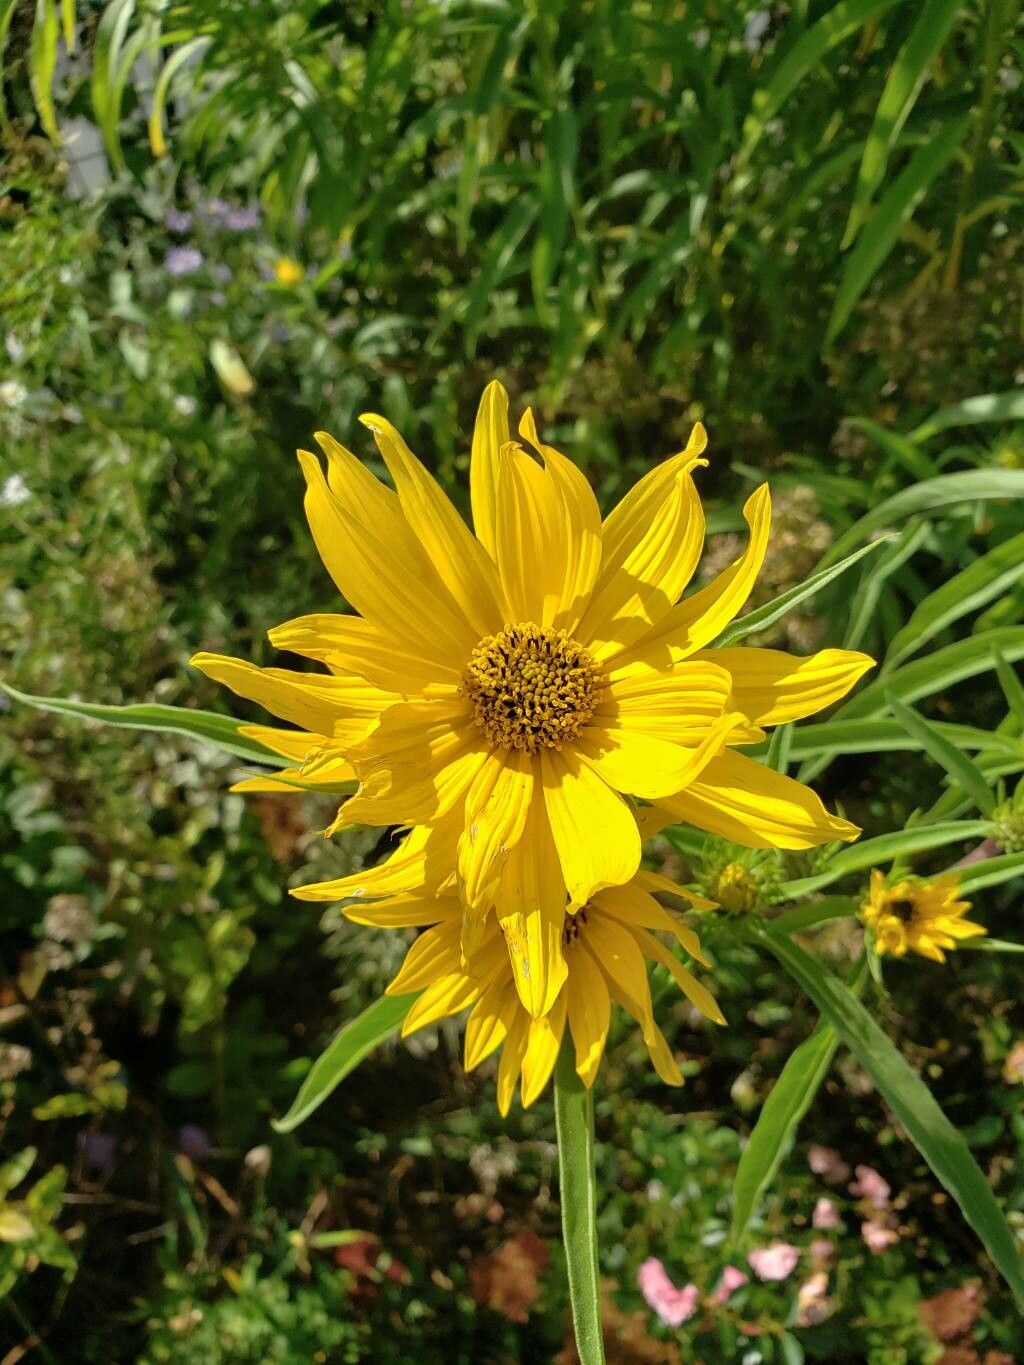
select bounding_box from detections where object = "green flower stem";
[554,1040,605,1365]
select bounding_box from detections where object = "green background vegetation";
[2,1,1024,1361]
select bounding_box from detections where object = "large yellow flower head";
[860,870,986,962]
[192,381,872,1019]
[339,852,722,1113]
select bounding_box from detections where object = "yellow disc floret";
[462,623,604,753]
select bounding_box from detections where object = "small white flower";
[173,394,198,417]
[1000,66,1021,91]
[0,379,27,408]
[0,474,31,507]
[744,9,771,51]
[5,334,24,362]
[691,26,710,48]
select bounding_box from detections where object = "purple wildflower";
[165,208,193,234]
[164,246,204,278]
[224,205,261,231]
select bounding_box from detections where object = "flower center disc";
[462,623,604,753]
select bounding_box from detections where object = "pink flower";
[849,1164,891,1210]
[637,1258,699,1327]
[747,1242,800,1282]
[812,1197,840,1230]
[861,1219,900,1254]
[808,1145,850,1185]
[711,1264,749,1303]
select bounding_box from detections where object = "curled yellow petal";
[705,646,875,726]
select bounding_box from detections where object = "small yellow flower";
[708,861,761,913]
[339,857,722,1113]
[193,381,873,1022]
[274,257,304,285]
[860,870,986,962]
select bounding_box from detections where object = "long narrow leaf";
[555,1042,605,1365]
[715,538,887,647]
[825,115,970,347]
[783,717,1022,762]
[885,531,1024,668]
[30,0,60,142]
[779,821,991,898]
[754,924,1024,1307]
[842,0,962,247]
[843,520,930,650]
[0,681,283,764]
[911,390,1024,443]
[272,994,416,1134]
[886,694,996,816]
[957,852,1024,895]
[822,471,1024,568]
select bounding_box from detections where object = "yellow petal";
[541,749,641,910]
[190,652,391,739]
[580,914,654,1025]
[341,698,484,826]
[600,660,733,740]
[518,409,602,631]
[268,614,459,693]
[593,882,709,965]
[401,971,481,1036]
[566,944,611,1087]
[493,789,569,1019]
[520,993,568,1108]
[387,919,463,995]
[360,413,505,638]
[298,447,475,664]
[290,816,459,902]
[579,467,705,661]
[230,758,355,794]
[496,1010,531,1116]
[578,710,740,800]
[633,869,717,913]
[614,483,772,669]
[237,724,328,762]
[344,894,462,929]
[458,750,534,910]
[598,423,707,570]
[470,380,510,561]
[464,979,519,1071]
[641,1018,684,1086]
[632,925,725,1025]
[655,749,860,849]
[703,647,875,725]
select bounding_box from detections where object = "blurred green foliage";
[2,1,1024,1361]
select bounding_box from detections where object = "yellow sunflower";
[860,870,986,961]
[341,856,722,1113]
[192,381,872,1018]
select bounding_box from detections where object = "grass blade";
[754,923,1024,1308]
[910,389,1024,443]
[821,471,1024,569]
[841,0,962,247]
[778,821,992,898]
[715,538,887,646]
[885,531,1024,668]
[0,680,283,764]
[886,694,996,815]
[272,994,416,1134]
[555,1041,605,1365]
[825,115,970,347]
[29,0,60,142]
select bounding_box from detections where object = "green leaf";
[957,852,1024,895]
[962,937,1024,954]
[149,36,211,157]
[842,417,937,481]
[741,0,903,157]
[886,694,996,816]
[779,821,991,898]
[0,681,284,765]
[993,647,1024,725]
[753,924,1024,1308]
[822,472,1024,569]
[731,1014,842,1242]
[91,0,136,170]
[554,1041,605,1365]
[770,897,861,934]
[0,0,21,134]
[841,0,963,247]
[825,115,970,346]
[832,627,1024,720]
[910,389,1024,443]
[784,717,1021,763]
[886,531,1024,668]
[843,520,930,651]
[714,538,888,647]
[272,994,416,1134]
[0,1149,36,1199]
[29,0,60,142]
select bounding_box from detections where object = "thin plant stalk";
[554,1040,605,1365]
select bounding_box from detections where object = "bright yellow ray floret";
[342,857,722,1114]
[860,870,986,962]
[192,381,874,1020]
